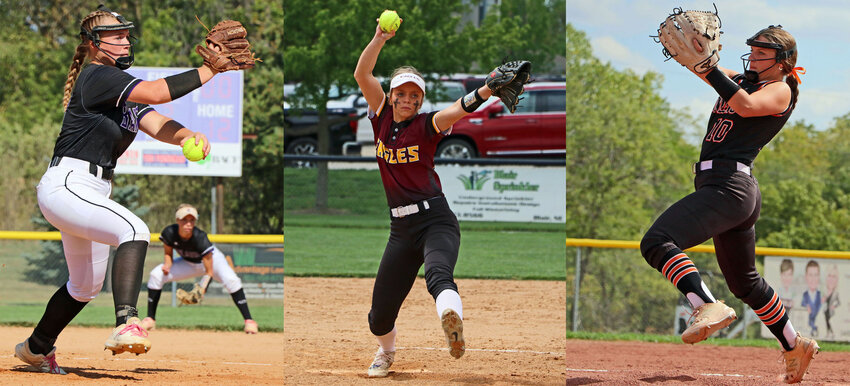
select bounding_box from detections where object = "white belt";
[391,200,431,218]
[50,156,114,180]
[693,160,750,176]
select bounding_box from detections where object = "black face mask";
[81,4,136,70]
[94,39,136,70]
[741,54,780,83]
[742,25,795,83]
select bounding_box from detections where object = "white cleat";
[104,317,151,355]
[367,348,395,377]
[14,340,67,374]
[441,309,465,359]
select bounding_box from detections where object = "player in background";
[141,204,258,334]
[641,25,817,383]
[14,5,218,374]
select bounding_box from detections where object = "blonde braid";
[62,10,120,110]
[62,42,90,109]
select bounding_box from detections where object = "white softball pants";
[146,247,243,293]
[37,162,150,302]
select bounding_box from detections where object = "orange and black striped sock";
[753,289,794,351]
[659,249,714,306]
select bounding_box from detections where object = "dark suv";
[436,82,566,158]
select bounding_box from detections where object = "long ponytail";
[754,26,799,111]
[62,10,119,110]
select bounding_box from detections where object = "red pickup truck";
[436,82,566,158]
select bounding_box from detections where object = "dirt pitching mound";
[284,276,566,385]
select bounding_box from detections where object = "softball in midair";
[379,10,401,33]
[183,138,205,162]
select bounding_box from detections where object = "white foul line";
[397,346,561,356]
[565,367,762,379]
[69,356,274,367]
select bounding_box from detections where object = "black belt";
[390,196,444,218]
[50,156,114,180]
[692,160,751,176]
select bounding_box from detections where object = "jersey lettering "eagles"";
[700,74,792,166]
[370,96,447,208]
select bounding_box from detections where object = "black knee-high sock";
[230,288,253,320]
[147,288,162,319]
[749,288,794,351]
[29,284,88,355]
[658,249,714,306]
[111,240,148,326]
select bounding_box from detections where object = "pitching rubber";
[441,309,465,359]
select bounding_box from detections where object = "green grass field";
[566,331,850,352]
[0,304,282,332]
[0,240,283,330]
[284,168,566,280]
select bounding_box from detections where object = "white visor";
[176,206,199,220]
[390,73,426,94]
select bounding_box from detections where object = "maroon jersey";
[370,97,447,208]
[700,74,793,166]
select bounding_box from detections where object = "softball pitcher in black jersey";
[354,19,502,377]
[141,204,258,334]
[13,5,230,374]
[640,26,817,383]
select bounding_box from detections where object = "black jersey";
[699,74,793,166]
[53,64,154,169]
[159,224,215,264]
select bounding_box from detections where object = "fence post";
[572,246,581,332]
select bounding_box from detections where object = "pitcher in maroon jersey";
[353,18,505,377]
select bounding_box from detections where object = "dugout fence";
[567,238,850,342]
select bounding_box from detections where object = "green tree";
[565,24,701,332]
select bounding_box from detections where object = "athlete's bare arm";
[201,252,214,277]
[127,65,216,105]
[433,85,494,133]
[162,245,174,276]
[355,24,397,112]
[139,110,211,156]
[697,67,791,118]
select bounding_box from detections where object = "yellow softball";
[379,10,401,33]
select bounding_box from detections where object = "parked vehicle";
[284,106,361,167]
[436,82,566,159]
[328,81,466,153]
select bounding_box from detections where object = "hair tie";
[789,67,806,84]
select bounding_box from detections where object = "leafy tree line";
[284,0,566,210]
[0,0,282,235]
[567,24,850,333]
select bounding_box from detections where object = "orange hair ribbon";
[789,67,806,84]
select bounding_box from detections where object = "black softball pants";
[368,197,461,336]
[640,170,774,307]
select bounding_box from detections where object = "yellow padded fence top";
[0,231,283,244]
[566,238,850,260]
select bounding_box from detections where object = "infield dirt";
[565,339,850,385]
[283,276,567,385]
[0,325,283,384]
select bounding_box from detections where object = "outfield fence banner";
[436,165,565,223]
[762,256,850,342]
[116,67,243,177]
[202,243,284,300]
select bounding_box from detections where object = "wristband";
[164,69,202,101]
[461,89,486,113]
[705,67,741,102]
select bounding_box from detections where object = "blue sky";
[567,0,850,136]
